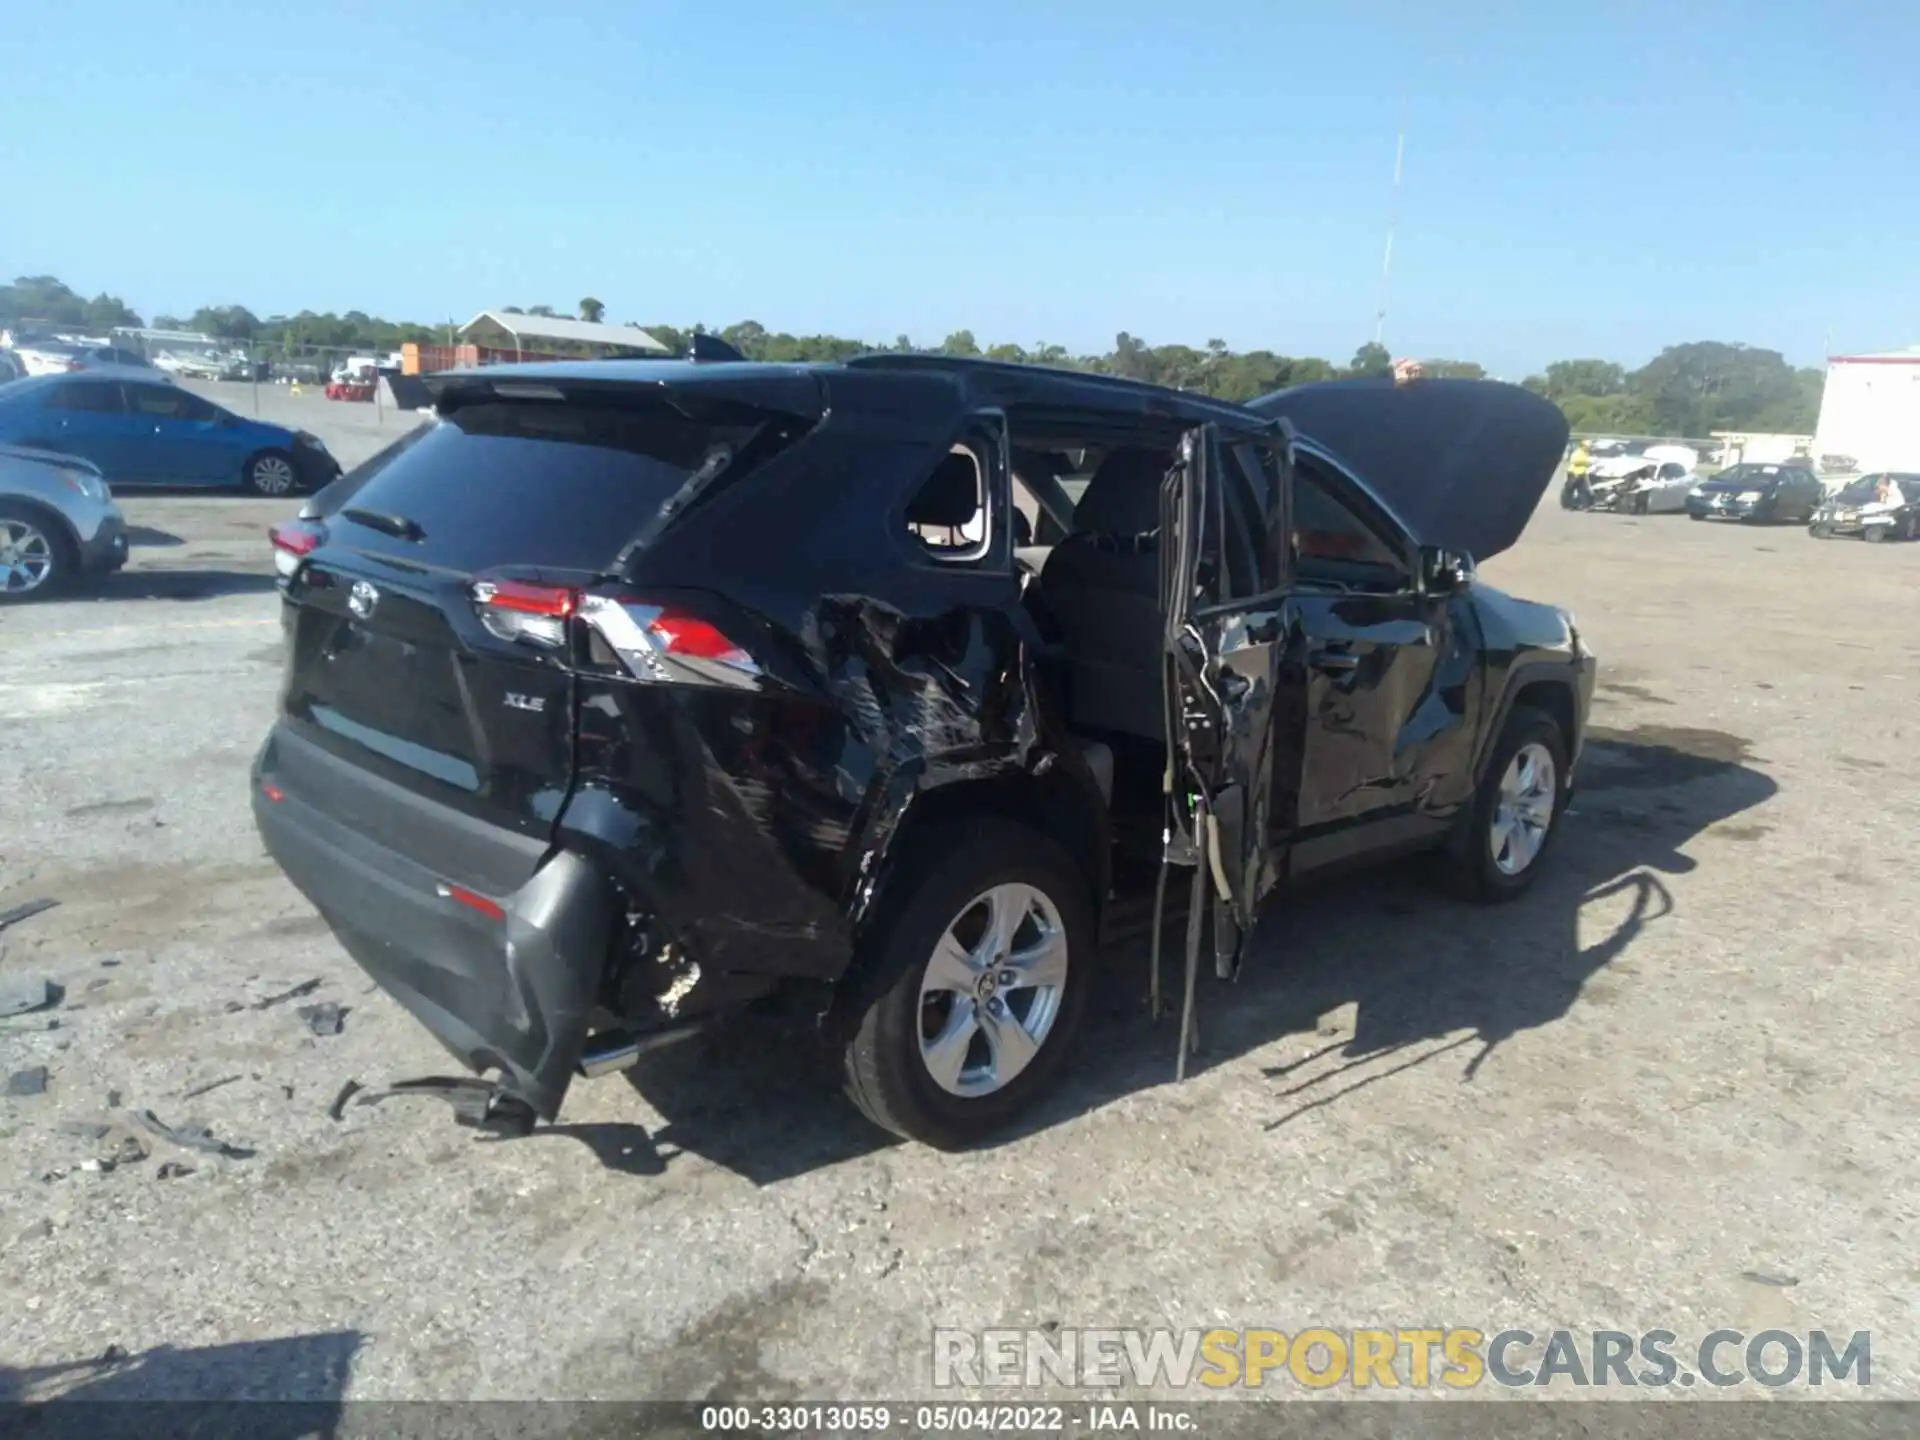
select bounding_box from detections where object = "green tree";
[1540,359,1627,399]
[940,329,980,357]
[1625,341,1810,436]
[0,275,142,331]
[1347,341,1393,378]
[188,305,261,340]
[1422,359,1487,380]
[578,297,606,324]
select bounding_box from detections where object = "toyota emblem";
[348,580,380,619]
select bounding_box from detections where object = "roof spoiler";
[689,333,748,364]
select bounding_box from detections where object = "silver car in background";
[0,442,129,601]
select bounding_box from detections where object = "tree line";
[3,274,1823,437]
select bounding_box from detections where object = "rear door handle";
[1309,645,1360,673]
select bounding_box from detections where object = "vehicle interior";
[898,420,1180,879]
[896,412,1427,886]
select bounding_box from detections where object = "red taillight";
[437,883,505,922]
[474,579,574,617]
[577,596,760,686]
[269,521,322,557]
[261,782,285,802]
[471,578,576,647]
[646,612,752,664]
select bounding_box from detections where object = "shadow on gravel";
[0,1329,361,1427]
[123,525,186,548]
[94,569,278,602]
[1035,723,1781,1138]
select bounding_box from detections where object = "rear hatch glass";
[327,397,770,573]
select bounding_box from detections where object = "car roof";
[422,354,1269,432]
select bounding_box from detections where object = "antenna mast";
[1374,113,1406,347]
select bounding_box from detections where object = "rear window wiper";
[342,507,426,542]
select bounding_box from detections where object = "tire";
[1442,703,1570,903]
[1689,512,1706,522]
[1630,491,1650,516]
[245,449,300,497]
[839,818,1096,1149]
[1865,524,1888,544]
[1809,523,1831,539]
[0,502,73,604]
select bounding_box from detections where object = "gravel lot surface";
[2,466,1916,1409]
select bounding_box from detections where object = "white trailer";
[1815,349,1920,472]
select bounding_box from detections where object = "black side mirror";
[1421,545,1475,594]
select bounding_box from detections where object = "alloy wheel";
[917,882,1069,1098]
[251,455,297,495]
[1490,742,1557,876]
[0,519,56,596]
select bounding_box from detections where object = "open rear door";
[1157,423,1289,1065]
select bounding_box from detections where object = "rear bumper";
[251,724,612,1119]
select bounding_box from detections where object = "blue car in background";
[0,370,341,495]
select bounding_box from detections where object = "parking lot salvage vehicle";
[250,359,1594,1147]
[1584,457,1697,515]
[1809,473,1920,542]
[0,442,127,601]
[0,372,340,494]
[1684,461,1825,524]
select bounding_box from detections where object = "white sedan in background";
[1590,456,1698,514]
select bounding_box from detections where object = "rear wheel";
[1809,523,1832,539]
[1865,523,1888,544]
[246,449,299,497]
[0,505,71,603]
[1442,704,1569,902]
[839,819,1095,1148]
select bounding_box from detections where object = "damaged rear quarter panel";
[554,373,1056,1005]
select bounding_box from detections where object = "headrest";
[906,451,982,528]
[1072,447,1173,535]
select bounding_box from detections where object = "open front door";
[1158,423,1291,1001]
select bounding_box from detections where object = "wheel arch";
[830,765,1109,1033]
[0,494,82,562]
[1474,662,1584,789]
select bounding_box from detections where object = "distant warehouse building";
[1814,347,1920,472]
[401,311,670,375]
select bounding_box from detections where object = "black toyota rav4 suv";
[254,355,1594,1148]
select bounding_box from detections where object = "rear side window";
[333,399,768,573]
[126,384,217,421]
[45,382,125,413]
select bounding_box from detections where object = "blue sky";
[3,0,1912,374]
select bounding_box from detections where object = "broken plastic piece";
[0,975,60,1019]
[0,898,57,934]
[327,1079,364,1122]
[181,1074,243,1100]
[134,1110,255,1160]
[355,1075,538,1135]
[252,978,323,1010]
[156,1161,196,1180]
[7,1066,49,1097]
[296,1001,348,1036]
